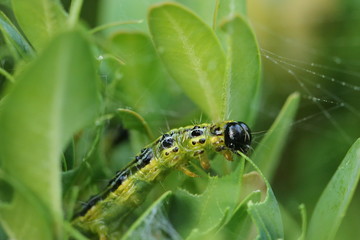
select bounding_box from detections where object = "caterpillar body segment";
[72,120,252,239]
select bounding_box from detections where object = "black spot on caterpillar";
[72,120,252,239]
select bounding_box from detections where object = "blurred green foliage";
[0,0,359,240]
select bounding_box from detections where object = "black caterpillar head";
[224,121,252,154]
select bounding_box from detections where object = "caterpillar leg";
[99,234,108,240]
[97,224,109,240]
[222,150,233,161]
[198,154,210,170]
[73,218,110,240]
[178,165,199,177]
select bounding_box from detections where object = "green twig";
[0,67,15,83]
[98,54,126,66]
[63,221,89,240]
[213,0,220,29]
[68,0,84,27]
[117,108,155,140]
[298,204,307,240]
[90,20,143,34]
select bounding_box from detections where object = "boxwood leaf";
[215,191,261,240]
[148,3,226,121]
[0,29,100,239]
[109,31,181,127]
[247,188,283,240]
[216,0,247,24]
[252,92,300,180]
[98,0,217,34]
[0,11,34,58]
[97,0,152,34]
[306,138,360,240]
[11,0,67,51]
[185,208,230,240]
[194,177,263,240]
[220,15,262,125]
[169,160,245,237]
[240,153,284,240]
[0,170,54,240]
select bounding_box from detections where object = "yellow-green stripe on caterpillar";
[72,120,252,239]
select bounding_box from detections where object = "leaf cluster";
[0,1,359,240]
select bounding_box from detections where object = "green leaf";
[11,0,67,51]
[220,15,262,124]
[176,0,217,27]
[185,208,230,240]
[215,191,261,240]
[239,153,284,240]
[0,29,100,239]
[169,160,245,237]
[306,138,360,240]
[109,31,180,126]
[186,170,275,240]
[148,3,226,121]
[98,0,215,33]
[216,0,247,24]
[121,191,180,240]
[0,170,54,240]
[0,11,34,58]
[252,92,300,180]
[97,0,153,34]
[278,204,302,240]
[200,176,263,240]
[247,189,283,240]
[97,0,216,33]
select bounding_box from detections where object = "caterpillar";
[72,120,252,239]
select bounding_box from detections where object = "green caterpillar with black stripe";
[72,120,252,239]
